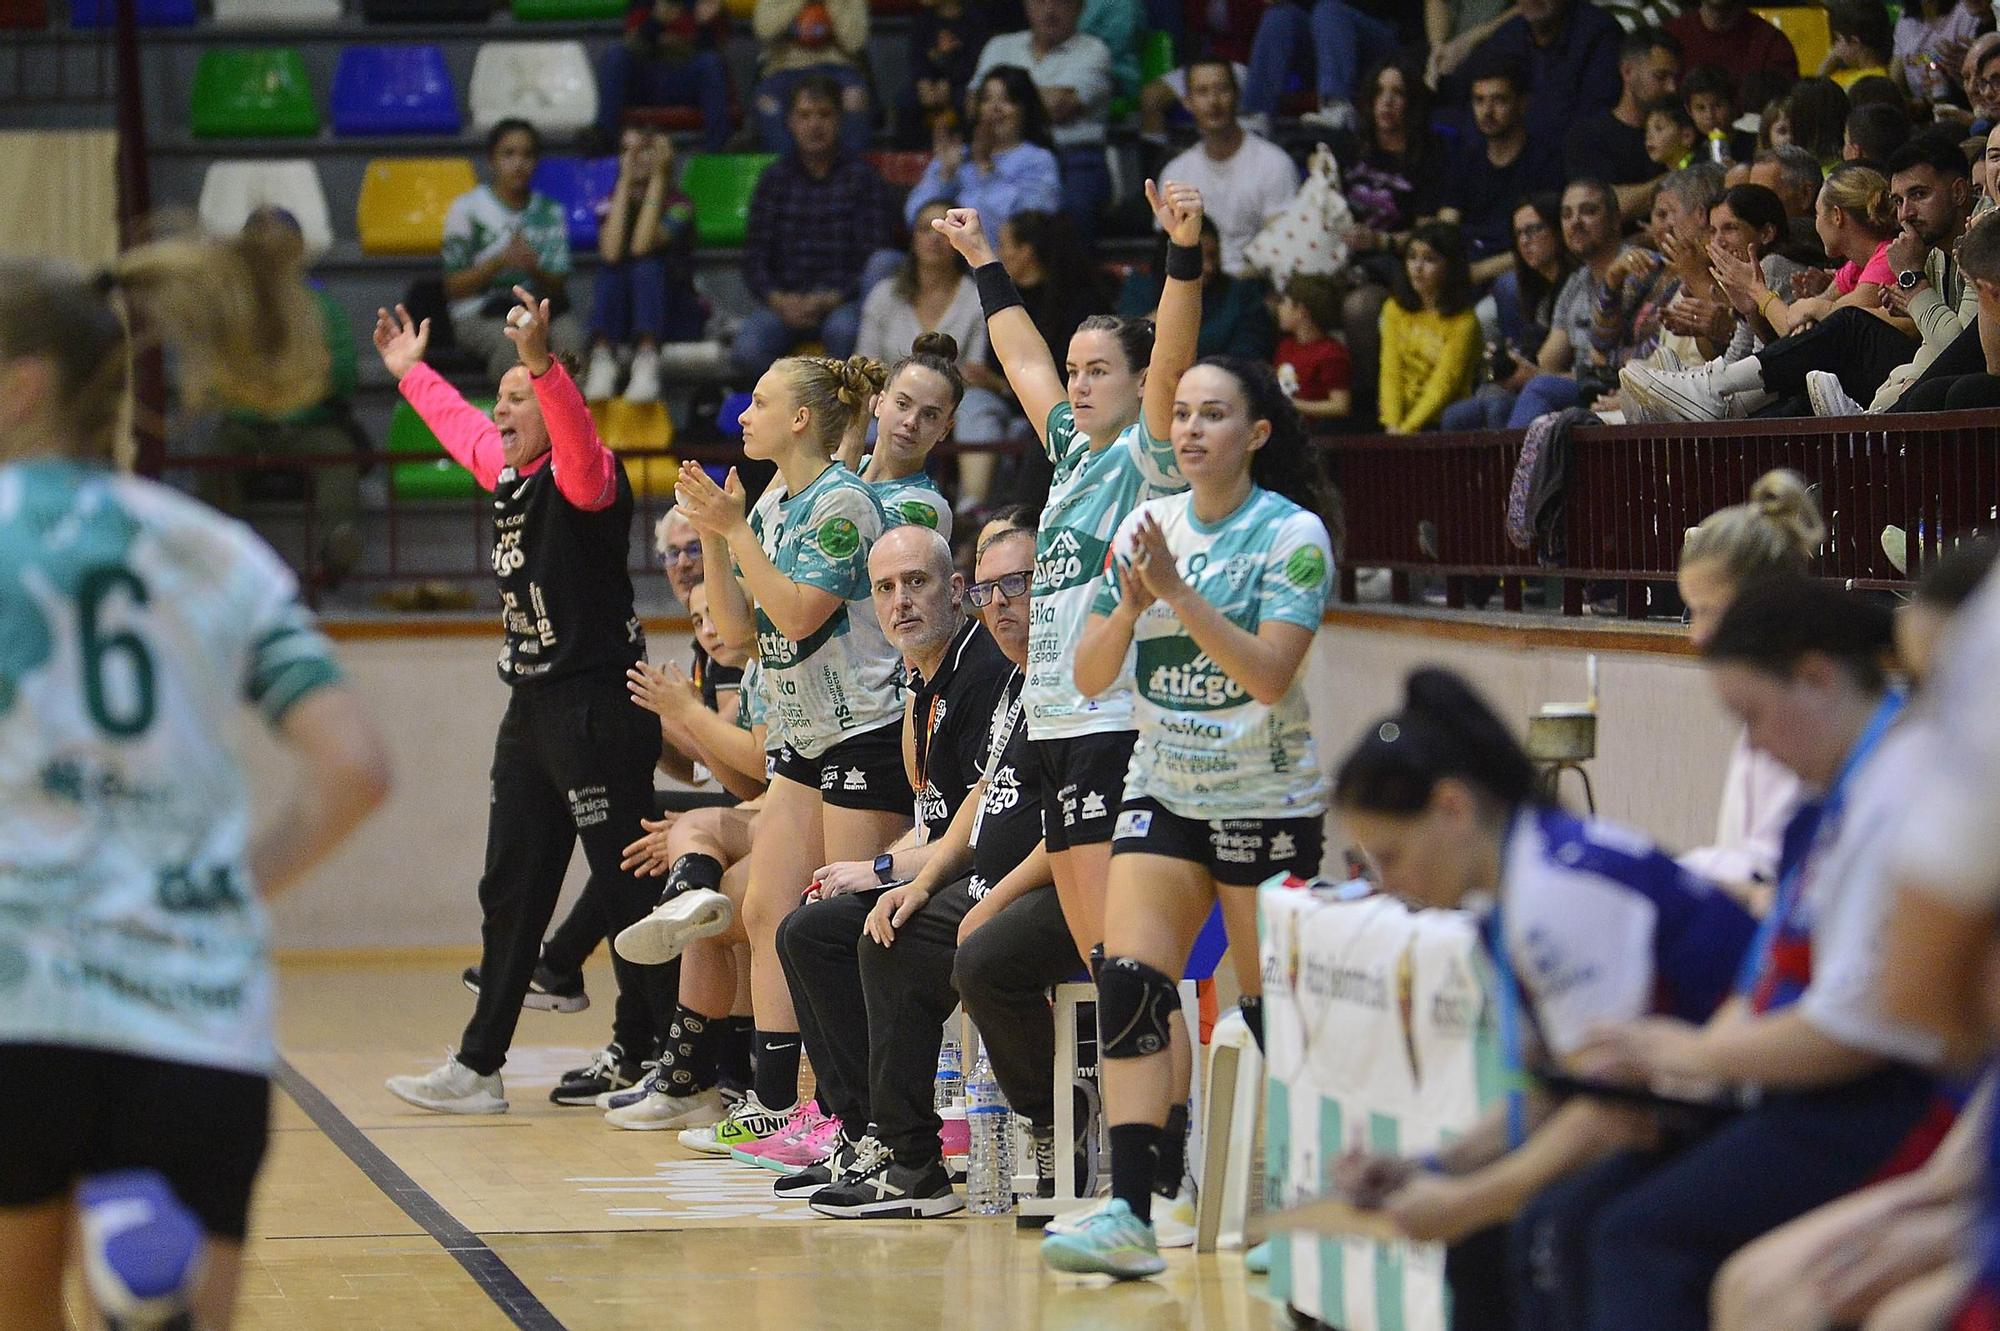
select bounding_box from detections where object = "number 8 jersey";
[0,461,343,1075]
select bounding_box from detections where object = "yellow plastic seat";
[590,399,677,497]
[356,157,477,255]
[1754,6,1831,77]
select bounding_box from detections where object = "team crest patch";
[900,500,938,529]
[1285,545,1327,590]
[816,517,861,558]
[1113,809,1152,840]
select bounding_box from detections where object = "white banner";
[1261,880,1503,1331]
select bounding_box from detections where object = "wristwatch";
[874,852,897,884]
[1897,269,1923,290]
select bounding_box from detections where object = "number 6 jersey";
[0,461,342,1075]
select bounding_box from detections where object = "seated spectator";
[1664,0,1799,99]
[1684,63,1756,165]
[1157,58,1301,278]
[1786,76,1854,170]
[971,0,1117,238]
[442,118,584,381]
[1377,220,1481,434]
[1273,273,1352,422]
[1825,0,1897,91]
[1847,72,1912,116]
[1895,208,2000,411]
[956,208,1108,502]
[1846,99,1915,163]
[1699,182,1809,366]
[1565,27,1683,219]
[202,207,363,588]
[1749,144,1831,262]
[1440,55,1566,274]
[1116,215,1277,360]
[1645,97,1701,175]
[1240,0,1400,131]
[598,0,734,154]
[1895,0,1987,107]
[1494,192,1574,361]
[1459,0,1623,143]
[1965,32,2000,133]
[898,0,1004,148]
[1426,0,1532,91]
[731,76,901,381]
[582,129,703,404]
[1082,0,1146,102]
[905,64,1063,245]
[1624,164,1729,374]
[752,0,872,155]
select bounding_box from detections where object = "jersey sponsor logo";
[1032,528,1109,595]
[568,785,610,829]
[983,764,1022,813]
[967,873,989,900]
[1137,637,1248,712]
[1212,826,1263,864]
[899,500,939,529]
[815,516,861,559]
[1284,544,1328,590]
[1113,808,1152,840]
[156,863,247,914]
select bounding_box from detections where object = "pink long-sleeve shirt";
[398,359,617,511]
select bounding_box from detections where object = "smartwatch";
[1897,269,1922,290]
[874,852,897,884]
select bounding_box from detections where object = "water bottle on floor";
[965,1051,1014,1215]
[934,1036,963,1111]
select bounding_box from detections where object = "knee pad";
[1096,957,1178,1059]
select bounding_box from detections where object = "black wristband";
[974,261,1025,319]
[1164,241,1203,283]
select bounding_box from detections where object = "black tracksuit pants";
[457,669,674,1076]
[1754,305,1919,406]
[778,878,1083,1164]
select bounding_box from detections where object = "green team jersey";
[0,461,342,1075]
[744,463,901,759]
[1028,401,1184,740]
[860,456,954,544]
[736,659,766,733]
[1093,487,1332,820]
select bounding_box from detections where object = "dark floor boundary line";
[274,1058,568,1331]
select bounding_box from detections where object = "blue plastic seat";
[332,44,462,137]
[70,0,193,23]
[530,155,619,250]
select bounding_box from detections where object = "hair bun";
[833,354,887,409]
[910,331,958,362]
[1749,468,1827,550]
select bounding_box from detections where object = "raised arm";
[377,304,505,490]
[932,207,1068,444]
[506,287,618,511]
[1143,179,1208,442]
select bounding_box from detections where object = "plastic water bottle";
[934,1036,963,1111]
[965,1052,1014,1215]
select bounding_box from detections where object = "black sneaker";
[550,1043,641,1105]
[774,1133,881,1200]
[1032,1128,1057,1199]
[809,1154,963,1220]
[461,962,589,1014]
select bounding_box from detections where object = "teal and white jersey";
[1028,401,1185,740]
[0,461,342,1075]
[860,456,953,544]
[1093,487,1332,820]
[745,463,902,759]
[736,659,767,734]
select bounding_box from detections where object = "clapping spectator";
[1241,0,1401,132]
[441,118,584,380]
[905,65,1063,244]
[1156,59,1301,277]
[731,76,901,380]
[582,128,703,404]
[1273,273,1352,422]
[1115,213,1277,359]
[970,0,1117,237]
[1963,33,2000,132]
[597,0,734,153]
[752,0,873,155]
[1378,221,1481,434]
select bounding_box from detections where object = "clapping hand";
[628,660,700,719]
[371,303,431,381]
[673,464,748,540]
[1125,511,1188,607]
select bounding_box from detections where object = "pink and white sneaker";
[728,1101,826,1168]
[754,1113,844,1175]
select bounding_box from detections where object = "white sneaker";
[615,887,736,966]
[581,345,620,401]
[1044,1194,1113,1235]
[386,1052,508,1115]
[605,1083,724,1132]
[1300,99,1356,131]
[1153,1180,1197,1249]
[624,345,662,403]
[1619,361,1728,422]
[1806,369,1862,417]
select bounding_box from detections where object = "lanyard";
[969,675,1025,848]
[1737,692,1905,997]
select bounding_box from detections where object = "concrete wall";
[254,614,1738,953]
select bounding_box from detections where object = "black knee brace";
[1096,957,1178,1058]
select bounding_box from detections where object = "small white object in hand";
[508,307,533,329]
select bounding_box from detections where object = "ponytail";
[1190,355,1344,555]
[775,352,887,454]
[1680,469,1824,583]
[1333,668,1542,816]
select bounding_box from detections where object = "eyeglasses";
[660,540,703,564]
[967,570,1031,606]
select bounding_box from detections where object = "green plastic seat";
[680,153,776,248]
[511,0,624,16]
[189,48,320,139]
[387,397,484,501]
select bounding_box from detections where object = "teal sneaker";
[1039,1198,1166,1279]
[1244,1240,1272,1275]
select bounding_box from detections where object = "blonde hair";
[1681,469,1826,582]
[774,353,885,454]
[0,222,327,467]
[1819,162,1898,236]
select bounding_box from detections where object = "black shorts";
[1109,797,1326,886]
[1033,731,1138,853]
[770,721,913,814]
[0,1043,271,1239]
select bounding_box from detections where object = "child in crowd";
[1377,221,1481,435]
[1646,98,1702,174]
[1273,274,1352,421]
[1685,63,1756,164]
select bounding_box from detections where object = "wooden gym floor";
[168,956,1273,1331]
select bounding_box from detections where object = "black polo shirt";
[908,618,1015,842]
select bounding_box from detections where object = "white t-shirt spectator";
[971,30,1114,149]
[440,184,571,323]
[855,274,991,368]
[1158,133,1300,277]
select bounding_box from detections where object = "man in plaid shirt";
[731,74,902,380]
